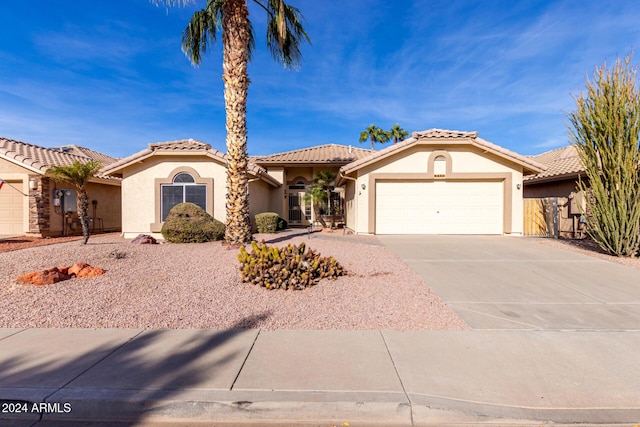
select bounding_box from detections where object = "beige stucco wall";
[120,156,227,238]
[346,145,526,235]
[265,167,286,217]
[344,180,356,231]
[248,179,273,219]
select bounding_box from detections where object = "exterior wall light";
[361,183,366,190]
[516,183,521,190]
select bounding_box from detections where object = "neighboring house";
[104,130,544,238]
[523,145,588,238]
[0,137,122,236]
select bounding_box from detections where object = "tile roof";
[253,143,374,164]
[524,145,584,183]
[101,139,280,187]
[341,128,546,175]
[51,145,119,166]
[0,137,119,180]
[149,140,212,151]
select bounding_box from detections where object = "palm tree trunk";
[222,0,252,246]
[370,136,375,150]
[313,204,327,228]
[77,190,91,245]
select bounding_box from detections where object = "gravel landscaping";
[533,236,640,270]
[0,232,468,330]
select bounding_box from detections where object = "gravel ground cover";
[0,232,468,330]
[533,237,640,270]
[0,235,84,252]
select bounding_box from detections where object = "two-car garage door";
[0,180,25,235]
[375,180,503,234]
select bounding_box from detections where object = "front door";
[288,191,310,225]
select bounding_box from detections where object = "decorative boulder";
[131,234,157,245]
[16,268,70,286]
[16,263,105,286]
[69,262,106,278]
[161,202,225,243]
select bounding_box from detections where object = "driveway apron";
[379,235,640,330]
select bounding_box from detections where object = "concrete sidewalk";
[1,328,639,426]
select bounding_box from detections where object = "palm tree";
[389,123,409,144]
[359,124,390,150]
[46,160,102,245]
[159,0,310,246]
[303,169,336,229]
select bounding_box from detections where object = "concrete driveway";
[379,235,640,330]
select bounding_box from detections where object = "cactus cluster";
[238,241,345,290]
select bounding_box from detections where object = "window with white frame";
[161,172,207,221]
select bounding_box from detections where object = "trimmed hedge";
[161,203,225,243]
[255,212,279,233]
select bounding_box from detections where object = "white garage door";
[0,180,25,235]
[375,181,504,234]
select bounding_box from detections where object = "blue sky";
[1,1,639,159]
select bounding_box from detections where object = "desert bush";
[108,250,127,259]
[255,212,279,233]
[238,240,345,290]
[568,53,640,256]
[161,203,225,243]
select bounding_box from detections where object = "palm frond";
[45,160,102,190]
[181,6,220,65]
[258,0,310,69]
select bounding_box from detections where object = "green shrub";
[277,216,288,231]
[161,203,225,243]
[255,212,279,233]
[238,240,345,290]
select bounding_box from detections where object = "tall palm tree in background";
[359,124,390,150]
[389,123,409,144]
[46,160,102,245]
[159,0,310,245]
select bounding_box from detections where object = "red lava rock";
[17,267,70,286]
[131,234,157,245]
[16,263,105,286]
[76,266,106,278]
[15,271,38,286]
[68,262,90,276]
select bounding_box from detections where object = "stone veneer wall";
[28,175,51,235]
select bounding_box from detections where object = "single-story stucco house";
[0,137,122,236]
[102,129,546,239]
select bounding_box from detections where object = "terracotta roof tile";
[254,144,374,164]
[149,139,212,151]
[0,137,119,180]
[341,129,545,175]
[101,139,280,187]
[50,144,119,166]
[524,145,584,183]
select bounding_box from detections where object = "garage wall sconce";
[29,179,38,190]
[361,183,366,190]
[516,183,521,190]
